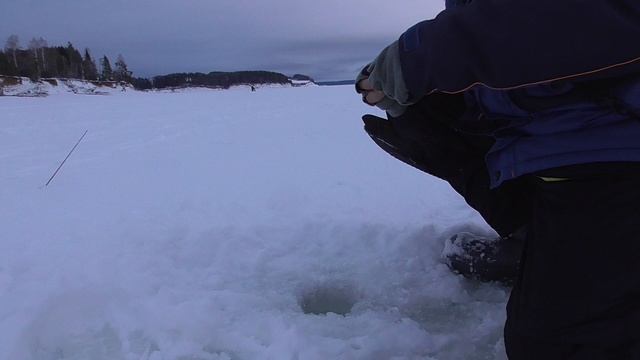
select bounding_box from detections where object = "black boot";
[442,228,525,285]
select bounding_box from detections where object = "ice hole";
[298,285,359,316]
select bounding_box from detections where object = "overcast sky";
[0,0,444,81]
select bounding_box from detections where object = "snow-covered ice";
[0,86,509,359]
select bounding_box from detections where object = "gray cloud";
[0,0,443,80]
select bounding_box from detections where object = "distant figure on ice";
[250,85,256,92]
[356,0,640,358]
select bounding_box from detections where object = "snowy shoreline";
[0,76,315,98]
[0,76,133,97]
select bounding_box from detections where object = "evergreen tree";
[66,42,83,78]
[113,54,132,82]
[0,51,18,76]
[82,49,98,80]
[100,55,113,81]
[15,48,36,78]
[55,46,70,77]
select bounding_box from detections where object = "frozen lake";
[0,85,508,360]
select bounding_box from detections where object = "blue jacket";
[466,79,640,187]
[403,0,640,187]
[399,0,640,100]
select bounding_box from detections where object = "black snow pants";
[505,163,640,359]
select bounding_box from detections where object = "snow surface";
[0,85,509,360]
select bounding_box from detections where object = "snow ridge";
[0,76,133,97]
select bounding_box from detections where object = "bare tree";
[38,37,47,70]
[28,37,40,56]
[27,37,49,76]
[113,54,132,82]
[5,34,19,68]
[28,37,49,79]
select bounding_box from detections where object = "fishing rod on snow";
[43,130,88,187]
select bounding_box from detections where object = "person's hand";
[357,77,385,105]
[355,54,408,117]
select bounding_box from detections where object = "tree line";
[1,35,314,91]
[0,35,132,82]
[148,71,291,90]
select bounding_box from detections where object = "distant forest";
[0,35,132,83]
[0,35,315,91]
[148,71,291,90]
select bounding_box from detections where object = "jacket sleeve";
[400,0,640,101]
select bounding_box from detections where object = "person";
[356,0,640,358]
[360,92,527,284]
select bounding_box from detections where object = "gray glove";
[355,41,413,117]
